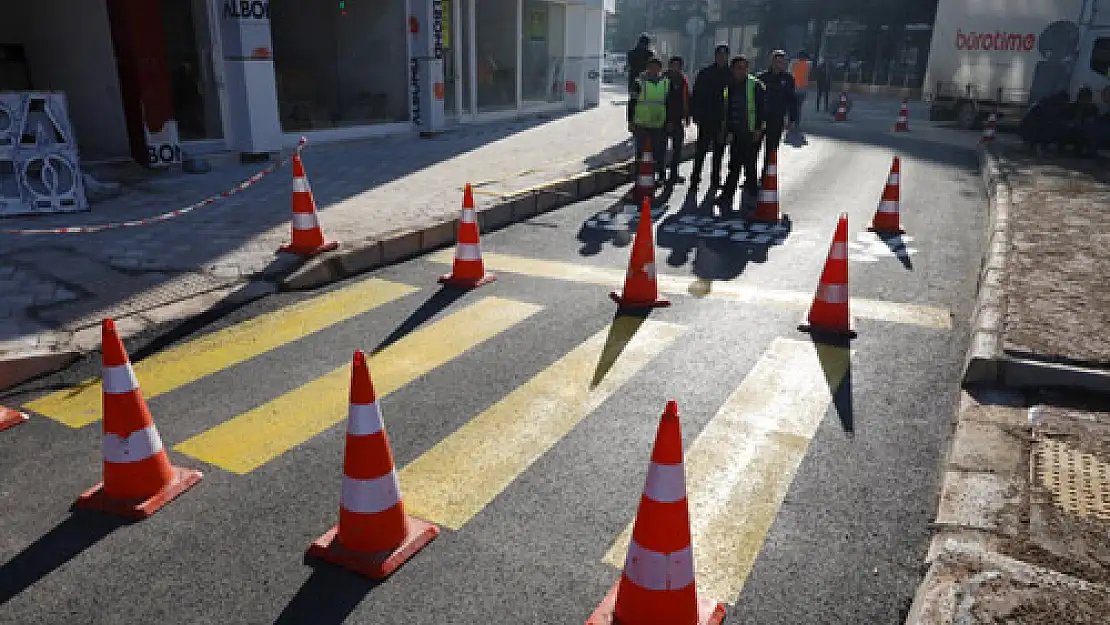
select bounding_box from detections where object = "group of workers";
[626,36,826,213]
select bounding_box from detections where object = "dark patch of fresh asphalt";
[0,110,985,624]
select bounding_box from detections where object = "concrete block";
[337,241,383,275]
[964,335,1002,385]
[479,201,515,232]
[948,421,1023,474]
[419,220,458,251]
[0,349,80,392]
[934,470,1017,533]
[281,257,341,291]
[510,195,540,220]
[577,172,598,197]
[379,230,423,265]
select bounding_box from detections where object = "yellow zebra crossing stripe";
[425,250,952,330]
[173,297,542,474]
[23,278,419,428]
[400,315,687,530]
[602,337,852,604]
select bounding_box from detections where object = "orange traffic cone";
[868,156,905,235]
[439,183,496,289]
[307,351,439,579]
[0,406,28,432]
[834,93,848,121]
[610,197,670,309]
[279,137,339,257]
[752,150,781,223]
[981,112,997,142]
[74,319,203,519]
[798,214,857,339]
[633,135,656,205]
[587,401,726,625]
[894,99,909,132]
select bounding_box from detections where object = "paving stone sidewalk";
[0,92,654,379]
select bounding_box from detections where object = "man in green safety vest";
[716,55,767,212]
[627,57,671,186]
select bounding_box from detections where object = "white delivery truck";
[923,0,1110,128]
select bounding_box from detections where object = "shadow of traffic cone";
[868,156,905,235]
[74,319,203,520]
[439,183,496,289]
[632,135,656,205]
[610,197,670,310]
[894,99,909,132]
[834,93,848,121]
[307,351,439,579]
[279,137,339,257]
[798,214,857,340]
[587,400,726,625]
[751,150,781,223]
[0,406,28,432]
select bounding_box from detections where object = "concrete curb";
[279,140,698,291]
[963,143,1110,393]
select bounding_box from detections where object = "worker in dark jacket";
[627,57,671,184]
[689,44,732,191]
[717,56,766,212]
[626,34,653,93]
[755,50,798,180]
[665,56,692,184]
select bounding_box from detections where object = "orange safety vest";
[791,60,811,89]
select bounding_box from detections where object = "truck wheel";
[956,102,977,130]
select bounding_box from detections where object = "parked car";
[603,53,628,82]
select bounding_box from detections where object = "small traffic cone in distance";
[868,156,906,235]
[609,197,670,310]
[279,138,339,257]
[74,319,202,519]
[752,150,781,223]
[587,401,725,625]
[834,94,848,121]
[894,99,909,132]
[798,214,857,340]
[0,406,28,432]
[439,183,497,289]
[981,112,997,142]
[307,351,439,579]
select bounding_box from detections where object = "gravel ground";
[998,147,1110,367]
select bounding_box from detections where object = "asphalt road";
[1,107,986,624]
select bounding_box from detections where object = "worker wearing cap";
[689,44,732,191]
[756,49,799,181]
[627,57,671,184]
[665,55,692,184]
[717,55,766,212]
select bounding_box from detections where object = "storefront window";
[270,0,409,131]
[459,0,473,115]
[475,0,518,112]
[160,0,223,141]
[521,0,565,104]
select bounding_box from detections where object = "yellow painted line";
[400,316,687,530]
[602,337,852,604]
[425,250,952,330]
[173,297,542,474]
[23,278,420,428]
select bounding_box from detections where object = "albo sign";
[224,0,269,19]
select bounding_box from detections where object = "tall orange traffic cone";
[0,406,28,432]
[752,150,781,223]
[633,135,656,205]
[279,137,339,257]
[439,183,496,289]
[307,351,439,579]
[834,93,848,121]
[74,319,203,519]
[610,197,670,309]
[868,156,905,235]
[587,401,726,625]
[894,99,909,132]
[981,112,997,142]
[798,214,857,339]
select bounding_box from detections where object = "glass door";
[160,0,225,143]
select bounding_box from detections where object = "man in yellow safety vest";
[717,55,767,212]
[627,57,671,186]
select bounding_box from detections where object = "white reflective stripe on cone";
[887,173,900,185]
[877,200,899,214]
[102,363,139,395]
[461,208,477,224]
[758,190,778,202]
[623,540,696,591]
[643,462,687,503]
[455,243,482,261]
[341,471,402,514]
[829,241,848,260]
[347,402,385,436]
[292,212,319,230]
[638,175,654,186]
[103,425,164,463]
[765,165,777,175]
[293,176,311,193]
[817,283,848,304]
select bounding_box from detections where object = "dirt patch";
[996,146,1110,367]
[970,575,1110,624]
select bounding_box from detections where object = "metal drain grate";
[1031,438,1110,521]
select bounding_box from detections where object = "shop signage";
[411,59,422,126]
[432,0,444,60]
[223,0,269,20]
[0,92,88,216]
[148,144,182,166]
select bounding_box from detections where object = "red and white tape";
[0,141,307,235]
